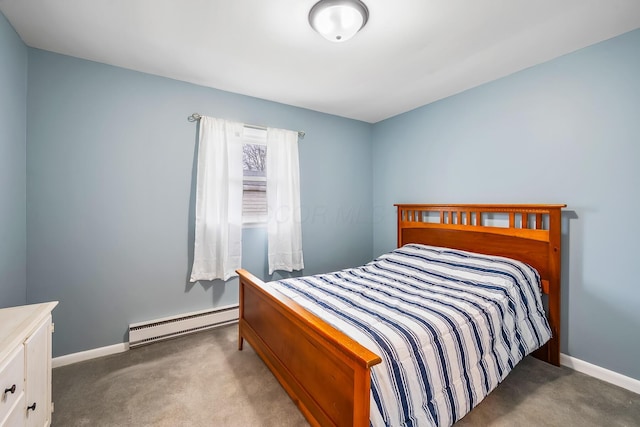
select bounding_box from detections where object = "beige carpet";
[52,324,306,426]
[52,324,640,426]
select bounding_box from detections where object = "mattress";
[269,243,552,427]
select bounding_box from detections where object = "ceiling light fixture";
[309,0,369,43]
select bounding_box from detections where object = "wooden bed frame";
[237,203,565,427]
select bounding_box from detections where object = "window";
[242,127,267,224]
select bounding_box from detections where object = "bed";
[237,203,565,426]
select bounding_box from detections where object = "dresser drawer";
[0,345,25,424]
[1,394,25,427]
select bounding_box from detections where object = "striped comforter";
[269,244,551,427]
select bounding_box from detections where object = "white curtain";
[190,117,244,281]
[266,128,304,274]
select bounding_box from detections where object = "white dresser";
[0,302,58,427]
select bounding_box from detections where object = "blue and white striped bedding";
[269,244,552,427]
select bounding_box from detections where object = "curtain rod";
[188,113,305,139]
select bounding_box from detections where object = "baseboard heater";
[128,305,239,348]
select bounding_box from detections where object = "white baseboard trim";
[560,353,640,395]
[53,343,128,368]
[52,319,239,368]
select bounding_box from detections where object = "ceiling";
[2,0,640,123]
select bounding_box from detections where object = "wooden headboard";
[395,203,565,366]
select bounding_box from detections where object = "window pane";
[243,144,266,175]
[242,143,267,223]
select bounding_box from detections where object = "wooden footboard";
[237,269,382,427]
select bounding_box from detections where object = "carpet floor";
[52,324,639,426]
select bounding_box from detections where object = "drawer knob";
[3,384,16,395]
[27,402,37,412]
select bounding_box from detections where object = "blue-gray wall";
[26,49,372,356]
[372,29,640,381]
[0,12,27,308]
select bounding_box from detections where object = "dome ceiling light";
[308,0,369,43]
